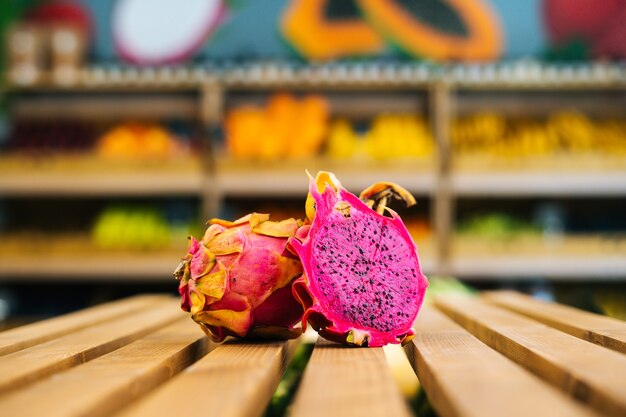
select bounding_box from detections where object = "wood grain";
[0,299,183,394]
[431,82,454,276]
[405,306,601,417]
[11,94,198,121]
[0,170,203,197]
[0,318,209,417]
[288,339,411,417]
[114,338,299,417]
[436,296,626,417]
[0,295,168,356]
[483,291,626,353]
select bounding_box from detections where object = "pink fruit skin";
[177,214,304,342]
[290,176,429,347]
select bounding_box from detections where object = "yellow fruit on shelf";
[453,111,626,158]
[97,125,139,159]
[364,114,434,160]
[325,114,435,161]
[142,126,176,159]
[326,119,359,159]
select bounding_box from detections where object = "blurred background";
[0,0,625,328]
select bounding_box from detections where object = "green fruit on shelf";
[92,204,174,251]
[457,213,539,239]
[424,277,475,304]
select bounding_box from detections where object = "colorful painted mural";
[2,0,625,65]
[543,0,626,60]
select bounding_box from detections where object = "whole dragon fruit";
[289,172,429,347]
[174,213,304,342]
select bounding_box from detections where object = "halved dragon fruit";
[174,213,304,342]
[289,172,429,347]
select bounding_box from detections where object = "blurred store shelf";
[3,61,625,282]
[0,249,436,282]
[215,158,436,196]
[447,62,626,89]
[448,257,626,280]
[455,91,626,118]
[0,254,179,281]
[6,62,625,91]
[9,93,199,121]
[451,153,626,196]
[451,172,626,196]
[0,156,203,196]
[449,235,626,280]
[0,232,435,281]
[6,67,214,91]
[0,234,184,281]
[225,92,427,120]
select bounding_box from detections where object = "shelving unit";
[215,160,436,197]
[1,62,625,281]
[449,257,626,280]
[450,172,626,196]
[450,234,626,280]
[0,167,203,196]
[1,253,181,281]
[443,75,626,279]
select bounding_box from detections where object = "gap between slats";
[0,317,210,417]
[0,298,184,395]
[0,295,170,356]
[435,295,626,417]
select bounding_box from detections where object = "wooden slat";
[114,339,299,417]
[0,295,168,356]
[0,299,183,394]
[405,306,601,417]
[227,92,426,119]
[447,256,626,280]
[11,94,198,121]
[483,291,626,353]
[288,339,412,417]
[0,318,209,417]
[0,254,187,281]
[0,170,203,196]
[451,172,626,196]
[436,296,626,417]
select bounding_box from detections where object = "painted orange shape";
[357,0,503,61]
[280,0,385,61]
